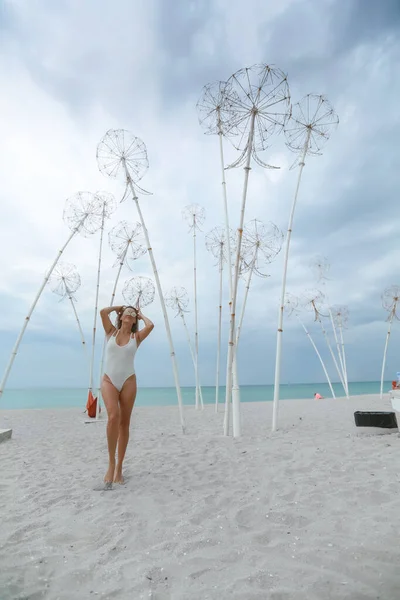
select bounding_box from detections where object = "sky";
[0,0,400,391]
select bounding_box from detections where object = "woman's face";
[121,307,137,324]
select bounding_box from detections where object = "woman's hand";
[137,310,143,320]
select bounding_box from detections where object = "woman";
[100,304,154,486]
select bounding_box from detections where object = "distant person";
[100,304,154,487]
[314,392,324,400]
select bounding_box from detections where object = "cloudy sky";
[0,0,399,392]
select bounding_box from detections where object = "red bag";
[86,390,99,418]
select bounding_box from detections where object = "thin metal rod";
[215,256,223,412]
[297,316,336,398]
[193,217,202,409]
[272,129,311,432]
[0,226,79,399]
[339,323,349,398]
[224,111,256,437]
[318,319,346,393]
[88,206,106,420]
[329,309,349,398]
[380,314,394,400]
[124,165,185,433]
[68,294,87,352]
[179,309,204,407]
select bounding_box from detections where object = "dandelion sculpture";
[86,192,117,421]
[197,82,239,418]
[122,276,155,309]
[97,129,185,432]
[272,94,339,431]
[48,262,86,352]
[205,226,234,411]
[97,221,146,399]
[182,204,206,411]
[108,221,147,305]
[237,219,283,348]
[286,292,336,398]
[331,305,350,397]
[165,287,204,408]
[0,191,103,399]
[197,80,237,296]
[380,286,400,398]
[310,257,347,395]
[223,64,291,436]
[226,220,283,423]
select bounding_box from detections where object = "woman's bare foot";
[113,465,124,484]
[104,462,115,483]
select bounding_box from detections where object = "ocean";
[0,381,389,410]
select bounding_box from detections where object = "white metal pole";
[297,317,336,398]
[318,319,346,393]
[224,111,256,436]
[218,119,233,298]
[0,226,80,399]
[215,255,223,412]
[338,323,349,398]
[193,217,202,409]
[329,309,349,398]
[179,309,204,408]
[272,130,311,432]
[380,314,394,400]
[236,251,257,348]
[68,294,87,353]
[231,252,257,435]
[90,205,106,420]
[124,166,185,433]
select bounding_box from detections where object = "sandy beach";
[1,394,399,599]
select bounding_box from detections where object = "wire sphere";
[196,80,240,137]
[96,129,149,183]
[205,226,235,265]
[108,221,146,268]
[310,255,330,282]
[48,262,81,299]
[226,63,291,168]
[285,94,339,157]
[241,219,283,277]
[301,289,326,321]
[95,191,117,218]
[382,285,400,314]
[284,292,300,317]
[122,276,155,308]
[63,191,104,237]
[182,203,206,231]
[165,287,189,314]
[331,305,349,327]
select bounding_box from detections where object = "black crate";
[354,411,398,429]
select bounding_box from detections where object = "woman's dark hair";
[117,305,138,333]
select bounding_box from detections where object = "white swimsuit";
[104,330,138,391]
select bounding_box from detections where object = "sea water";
[0,381,390,410]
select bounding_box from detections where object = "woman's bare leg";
[101,376,120,483]
[114,375,137,483]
